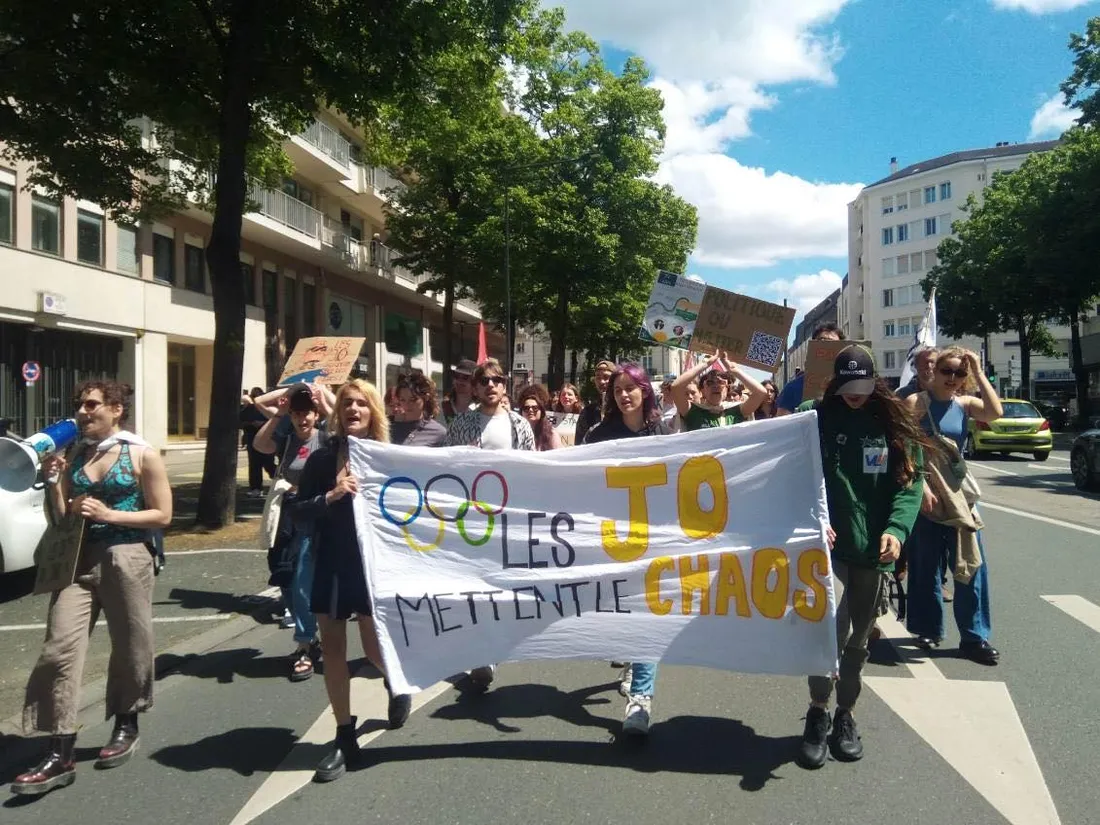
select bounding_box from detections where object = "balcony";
[247,180,323,240]
[287,119,353,182]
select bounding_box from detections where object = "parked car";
[965,399,1053,461]
[1033,400,1069,431]
[0,431,49,574]
[1071,429,1100,492]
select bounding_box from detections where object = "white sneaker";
[622,694,652,736]
[618,663,633,697]
[279,609,294,629]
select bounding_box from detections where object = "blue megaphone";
[0,418,79,492]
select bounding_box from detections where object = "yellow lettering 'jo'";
[794,549,829,622]
[677,456,729,540]
[645,556,675,615]
[751,547,789,620]
[601,464,668,562]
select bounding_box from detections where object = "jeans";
[280,532,317,645]
[629,663,656,697]
[807,559,883,710]
[905,515,991,644]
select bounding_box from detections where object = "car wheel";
[1033,451,1049,462]
[964,434,978,459]
[1071,447,1098,491]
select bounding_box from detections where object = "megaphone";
[0,418,79,493]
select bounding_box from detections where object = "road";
[0,446,1097,824]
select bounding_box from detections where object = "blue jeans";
[630,663,656,697]
[905,515,991,644]
[281,532,317,645]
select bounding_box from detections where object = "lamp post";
[502,155,591,380]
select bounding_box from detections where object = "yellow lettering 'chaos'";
[677,456,729,540]
[794,549,830,622]
[645,556,675,615]
[678,553,711,615]
[601,464,668,562]
[751,547,790,620]
[715,552,751,617]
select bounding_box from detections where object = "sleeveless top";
[923,396,967,452]
[70,442,147,546]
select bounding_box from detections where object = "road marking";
[1046,455,1071,463]
[969,461,1018,476]
[980,501,1100,537]
[873,611,946,681]
[164,548,266,555]
[229,670,456,825]
[1029,464,1064,472]
[0,614,235,632]
[1042,595,1100,635]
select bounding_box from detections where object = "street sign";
[1008,356,1021,388]
[21,361,41,385]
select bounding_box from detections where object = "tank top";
[70,442,147,546]
[923,396,967,452]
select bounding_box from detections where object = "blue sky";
[553,0,1091,322]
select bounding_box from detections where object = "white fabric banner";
[899,288,938,387]
[351,414,838,695]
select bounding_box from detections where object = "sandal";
[290,648,314,682]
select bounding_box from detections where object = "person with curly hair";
[517,385,562,451]
[392,372,447,447]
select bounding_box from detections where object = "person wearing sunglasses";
[442,359,478,424]
[903,347,1003,665]
[517,385,562,451]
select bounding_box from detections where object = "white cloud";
[766,270,844,315]
[1028,93,1081,139]
[656,154,863,268]
[989,0,1097,13]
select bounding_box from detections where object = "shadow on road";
[157,587,277,622]
[434,680,619,736]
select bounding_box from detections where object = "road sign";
[21,361,41,384]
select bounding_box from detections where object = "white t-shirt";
[478,412,513,451]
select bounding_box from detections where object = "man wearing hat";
[442,359,478,424]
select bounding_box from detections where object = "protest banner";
[689,287,796,372]
[802,340,873,402]
[34,512,85,595]
[351,416,837,694]
[278,336,366,386]
[638,270,706,351]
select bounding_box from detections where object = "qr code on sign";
[746,331,784,367]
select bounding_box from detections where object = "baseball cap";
[287,385,317,412]
[834,346,876,397]
[594,359,616,373]
[453,359,477,377]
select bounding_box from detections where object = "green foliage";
[1063,16,1100,128]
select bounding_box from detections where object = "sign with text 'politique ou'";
[350,416,838,695]
[689,286,796,372]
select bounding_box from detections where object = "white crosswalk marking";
[1042,595,1100,635]
[969,461,1018,476]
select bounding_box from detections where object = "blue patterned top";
[70,442,147,546]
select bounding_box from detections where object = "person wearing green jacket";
[795,345,930,770]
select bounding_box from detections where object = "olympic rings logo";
[379,471,509,551]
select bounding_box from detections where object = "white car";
[0,432,49,574]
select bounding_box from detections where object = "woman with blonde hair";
[292,379,408,782]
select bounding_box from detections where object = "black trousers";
[246,444,276,490]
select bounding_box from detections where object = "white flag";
[899,289,937,388]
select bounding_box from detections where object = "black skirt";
[309,495,372,619]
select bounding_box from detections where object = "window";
[281,177,314,207]
[184,243,205,292]
[897,223,909,242]
[898,319,912,337]
[117,225,139,274]
[1003,340,1020,348]
[240,262,256,306]
[515,342,526,353]
[910,189,921,209]
[884,351,897,370]
[76,210,104,265]
[153,233,175,283]
[882,288,894,308]
[896,254,909,275]
[283,276,297,351]
[924,249,939,269]
[881,227,894,245]
[0,183,12,244]
[881,196,894,215]
[303,281,317,335]
[924,186,936,204]
[910,252,924,273]
[940,181,952,200]
[642,353,655,374]
[924,217,937,237]
[977,172,986,182]
[938,213,953,236]
[883,321,896,337]
[896,192,908,211]
[882,257,896,277]
[31,196,60,254]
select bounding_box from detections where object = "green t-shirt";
[682,402,746,431]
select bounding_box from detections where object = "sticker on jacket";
[863,446,888,474]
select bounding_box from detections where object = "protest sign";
[638,271,706,351]
[351,416,837,694]
[34,512,85,595]
[802,340,873,402]
[278,336,365,386]
[689,287,796,372]
[546,411,579,446]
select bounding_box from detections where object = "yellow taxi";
[965,399,1053,461]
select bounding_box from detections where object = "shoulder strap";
[919,392,942,437]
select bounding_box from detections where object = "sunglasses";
[938,367,969,380]
[77,399,103,412]
[477,375,506,387]
[520,403,541,413]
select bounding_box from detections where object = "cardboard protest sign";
[278,336,366,386]
[546,411,579,446]
[802,340,873,402]
[34,512,85,595]
[689,287,796,372]
[638,270,706,351]
[351,416,837,694]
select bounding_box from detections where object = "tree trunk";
[195,13,255,528]
[1017,319,1031,401]
[569,349,578,385]
[441,278,455,393]
[547,285,569,389]
[1070,312,1091,428]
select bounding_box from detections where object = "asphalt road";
[0,446,1096,824]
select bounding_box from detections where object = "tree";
[0,0,526,525]
[1063,16,1100,127]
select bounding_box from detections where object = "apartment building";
[0,113,491,448]
[842,140,1079,399]
[512,329,689,390]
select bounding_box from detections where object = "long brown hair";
[517,385,556,451]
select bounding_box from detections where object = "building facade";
[0,113,492,448]
[512,329,690,391]
[842,140,1079,399]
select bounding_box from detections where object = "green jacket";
[804,399,924,571]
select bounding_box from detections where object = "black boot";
[797,706,830,770]
[314,717,360,783]
[384,678,412,729]
[97,713,140,769]
[10,734,77,796]
[829,707,864,762]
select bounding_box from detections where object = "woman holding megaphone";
[12,380,172,797]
